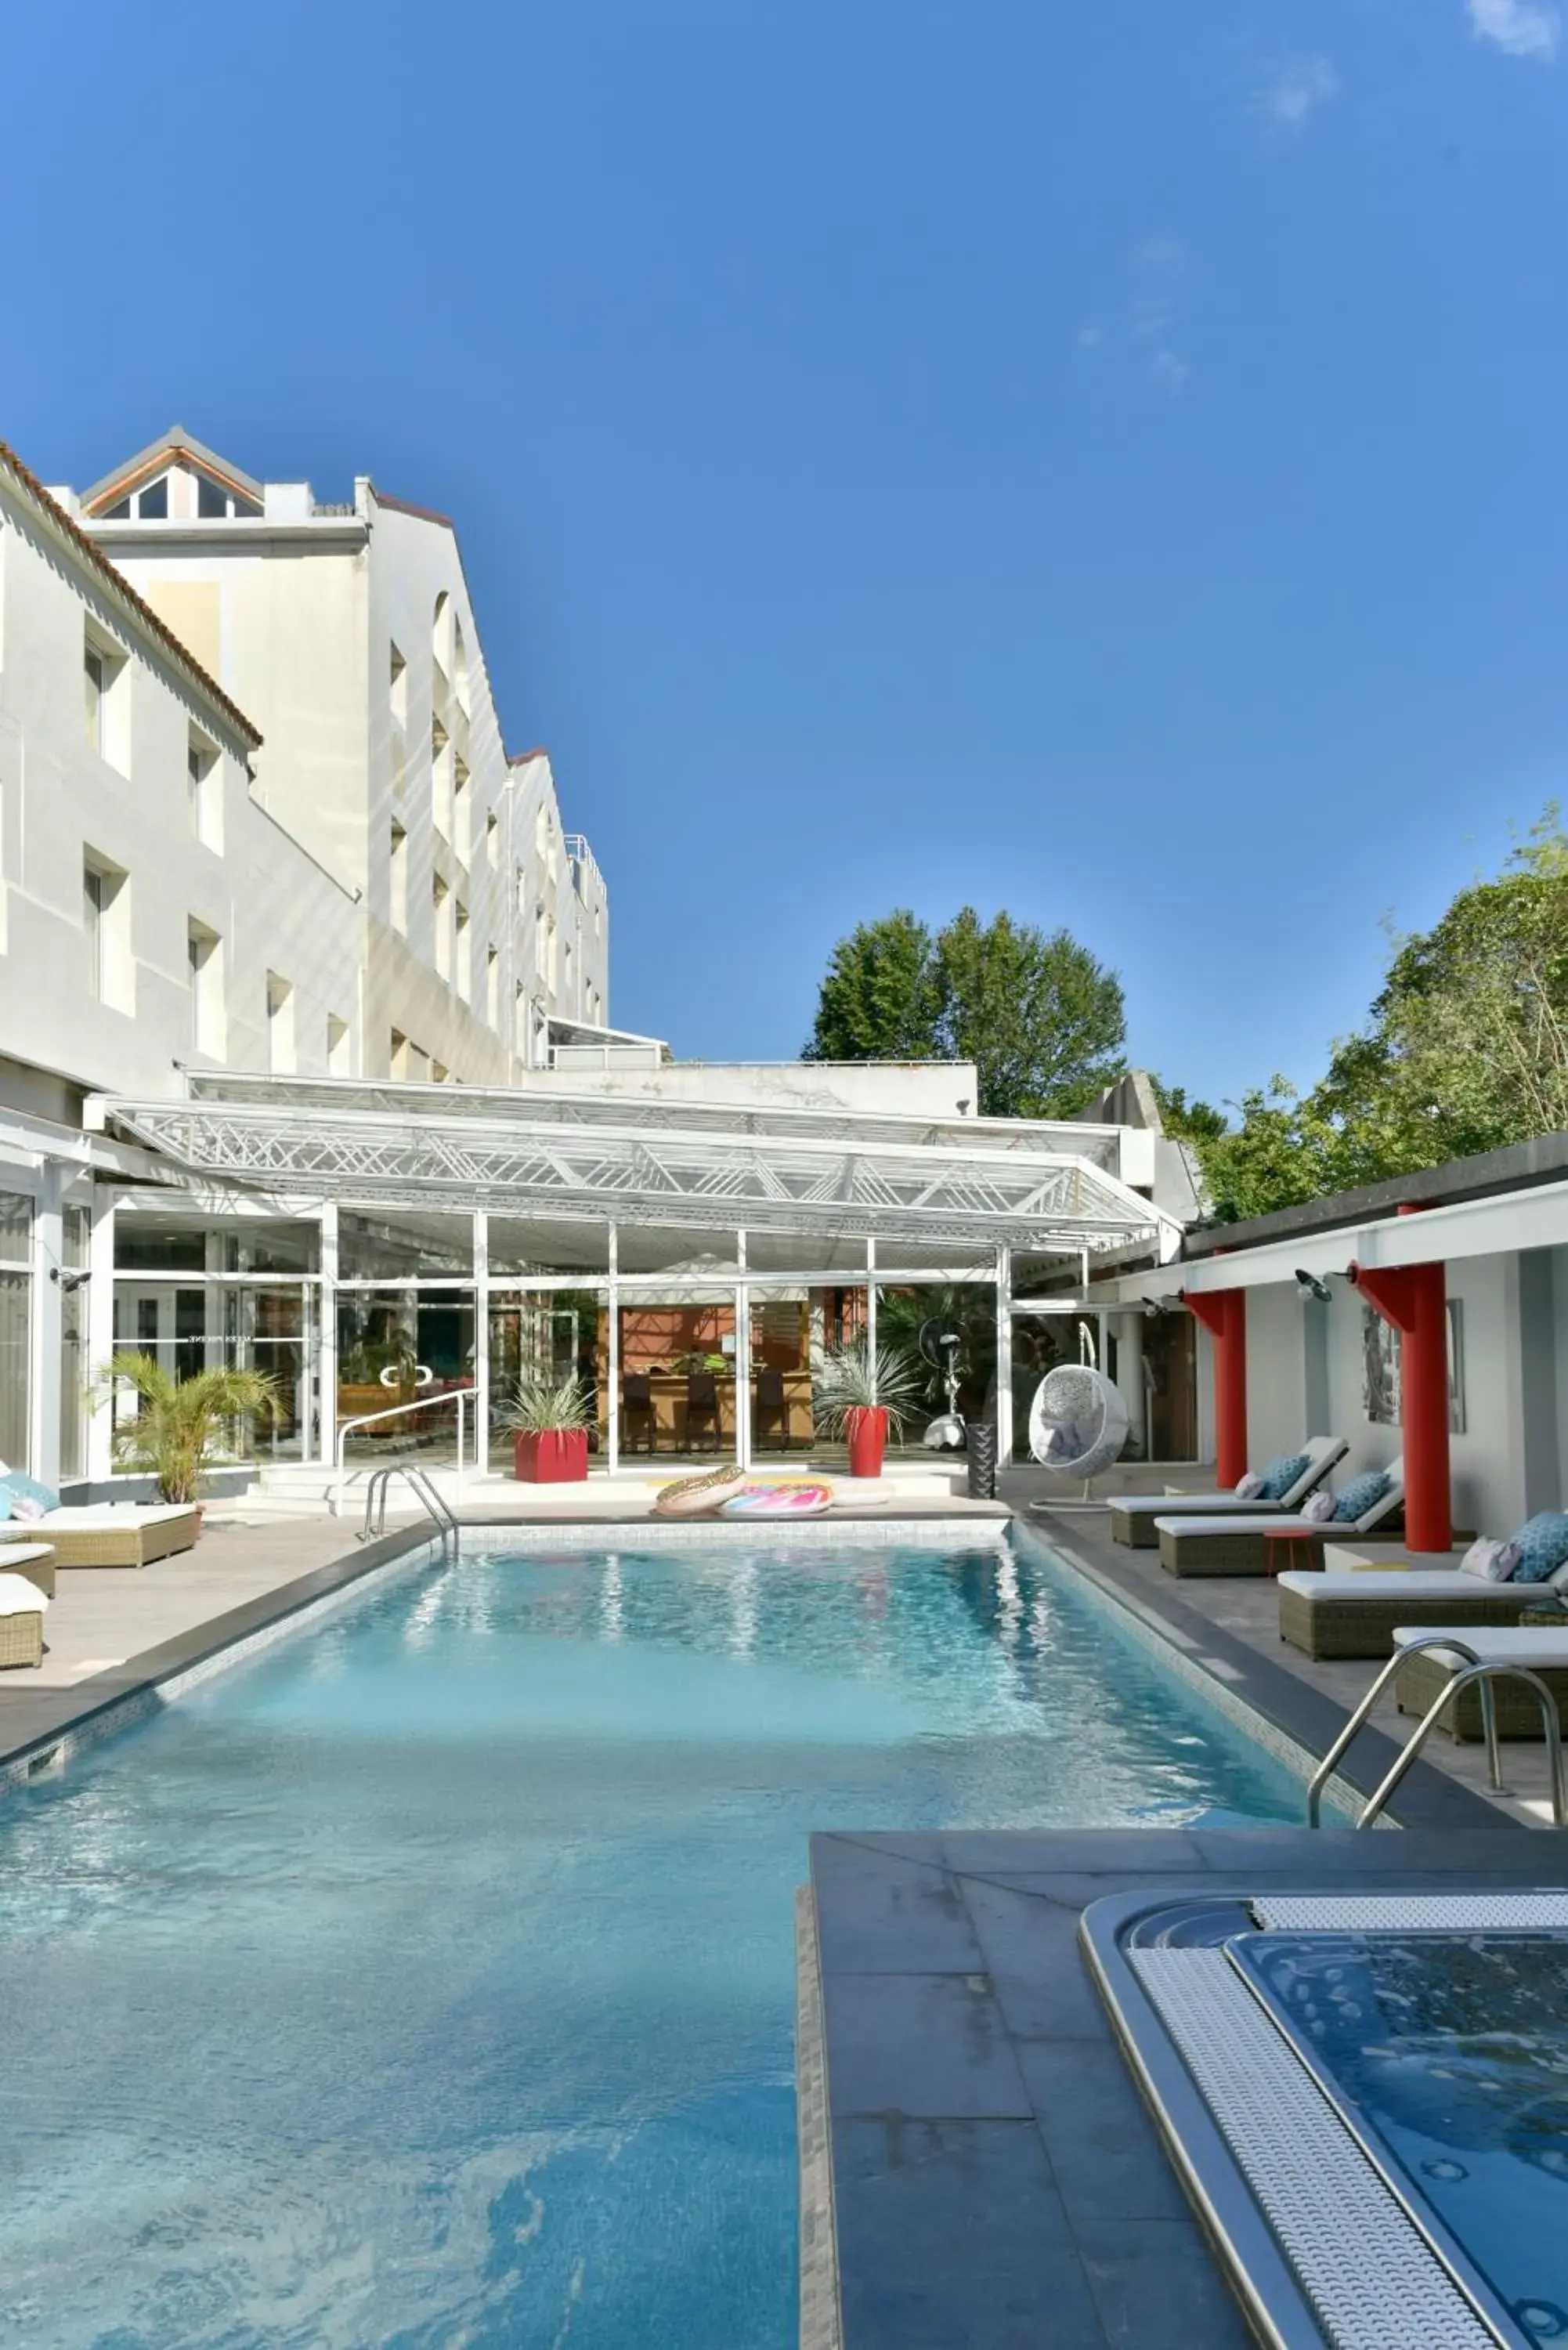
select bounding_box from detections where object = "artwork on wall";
[1360,1300,1465,1434]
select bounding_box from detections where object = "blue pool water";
[1236,1931,1568,2346]
[0,1531,1297,2348]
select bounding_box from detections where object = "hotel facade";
[1,424,1201,1502]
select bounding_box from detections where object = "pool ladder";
[1306,1632,1568,1829]
[359,1462,460,1560]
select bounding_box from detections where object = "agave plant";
[812,1342,924,1440]
[495,1374,597,1434]
[101,1353,284,1504]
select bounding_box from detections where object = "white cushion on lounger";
[1110,1437,1347,1519]
[1155,1513,1324,1538]
[1277,1571,1486,1601]
[1393,1625,1568,1669]
[35,1504,191,1529]
[0,1569,48,1614]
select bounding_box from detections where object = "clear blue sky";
[5,0,1566,1109]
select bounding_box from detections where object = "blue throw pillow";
[1508,1513,1568,1585]
[1334,1470,1392,1524]
[1258,1453,1310,1502]
[0,1487,12,1522]
[0,1472,59,1515]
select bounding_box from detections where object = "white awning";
[91,1078,1169,1260]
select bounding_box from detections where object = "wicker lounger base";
[48,1513,199,1569]
[1108,1506,1165,1549]
[1280,1585,1538,1663]
[1158,1528,1326,1576]
[0,1612,43,1669]
[1396,1648,1568,1741]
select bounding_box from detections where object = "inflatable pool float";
[652,1463,749,1518]
[718,1480,835,1520]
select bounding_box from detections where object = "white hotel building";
[0,424,1198,1505]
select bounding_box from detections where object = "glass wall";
[0,1192,31,1473]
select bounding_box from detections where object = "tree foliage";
[1172,814,1568,1220]
[804,906,1126,1119]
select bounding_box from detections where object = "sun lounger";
[16,1505,199,1569]
[0,1566,49,1668]
[1155,1460,1405,1577]
[0,1543,55,1599]
[1105,1437,1347,1548]
[1393,1623,1568,1742]
[1279,1567,1553,1661]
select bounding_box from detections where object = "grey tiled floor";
[814,1825,1568,2349]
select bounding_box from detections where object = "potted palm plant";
[498,1375,595,1483]
[102,1353,284,1516]
[814,1342,923,1479]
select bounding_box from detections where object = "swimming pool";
[0,1527,1298,2348]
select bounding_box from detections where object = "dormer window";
[138,476,168,519]
[96,465,261,522]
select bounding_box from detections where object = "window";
[266,972,295,1075]
[432,1059,450,1085]
[83,628,128,773]
[432,875,452,981]
[197,475,226,519]
[84,648,104,753]
[486,944,499,1028]
[136,476,168,520]
[187,729,222,851]
[389,642,407,728]
[187,920,224,1058]
[456,901,471,1000]
[453,756,471,862]
[485,811,499,869]
[431,715,451,835]
[390,1028,410,1079]
[82,853,132,1010]
[389,821,409,933]
[432,590,450,679]
[327,1014,352,1076]
[0,1191,31,1475]
[514,982,527,1056]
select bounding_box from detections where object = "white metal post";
[317,1201,338,1466]
[86,1191,116,1484]
[606,1220,620,1477]
[473,1208,490,1478]
[735,1230,750,1472]
[865,1237,877,1401]
[995,1245,1013,1470]
[31,1166,63,1487]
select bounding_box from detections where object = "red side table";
[1265,1529,1323,1578]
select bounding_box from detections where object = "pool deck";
[804,1822,1568,2350]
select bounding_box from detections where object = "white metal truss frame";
[92,1092,1165,1258]
[172,1072,1129,1171]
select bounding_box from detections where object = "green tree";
[1170,813,1568,1220]
[804,906,1126,1119]
[803,909,942,1063]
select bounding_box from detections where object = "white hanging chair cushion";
[1028,1367,1130,1480]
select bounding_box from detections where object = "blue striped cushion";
[1509,1513,1568,1585]
[1257,1453,1310,1502]
[1334,1471,1391,1524]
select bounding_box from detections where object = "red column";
[1351,1258,1451,1553]
[1184,1289,1248,1489]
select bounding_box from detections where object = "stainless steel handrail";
[1307,1630,1568,1828]
[359,1462,459,1559]
[333,1386,471,1517]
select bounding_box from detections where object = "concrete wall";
[505,1061,985,1118]
[1229,1257,1562,1538]
[0,470,359,1099]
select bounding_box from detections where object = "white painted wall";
[506,1061,984,1118]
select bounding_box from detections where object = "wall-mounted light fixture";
[1293,1268,1333,1304]
[49,1267,91,1294]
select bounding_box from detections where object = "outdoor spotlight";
[49,1267,91,1293]
[1294,1268,1332,1305]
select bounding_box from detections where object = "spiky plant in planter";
[497,1376,596,1483]
[102,1354,284,1511]
[813,1343,923,1479]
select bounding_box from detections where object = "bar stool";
[685,1370,721,1452]
[623,1372,656,1455]
[754,1367,790,1452]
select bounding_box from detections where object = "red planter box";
[844,1405,888,1480]
[513,1429,589,1483]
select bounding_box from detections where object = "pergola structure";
[89,1076,1178,1473]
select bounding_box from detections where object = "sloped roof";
[0,438,262,749]
[80,424,263,516]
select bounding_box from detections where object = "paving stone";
[824,1971,1033,2118]
[813,1837,986,1973]
[832,2117,1107,2349]
[1016,2041,1190,2223]
[1073,2217,1255,2348]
